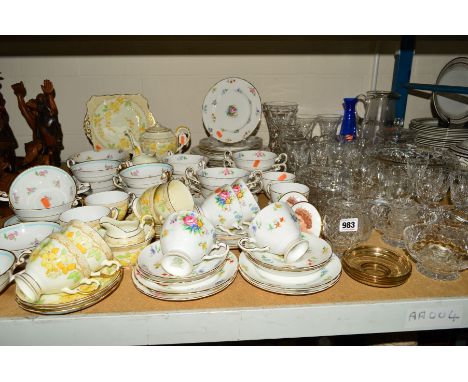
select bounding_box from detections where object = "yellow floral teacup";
[14,233,101,303]
[152,180,194,224]
[61,220,120,277]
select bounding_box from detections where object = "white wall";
[0,42,466,159]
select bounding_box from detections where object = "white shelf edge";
[0,297,467,345]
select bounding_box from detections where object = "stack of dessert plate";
[409,118,468,149]
[239,232,341,295]
[132,240,238,301]
[191,136,263,167]
[449,139,468,167]
[16,268,123,315]
[341,245,411,288]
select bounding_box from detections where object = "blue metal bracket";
[404,83,468,94]
[392,36,415,123]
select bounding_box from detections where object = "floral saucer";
[239,252,341,292]
[16,268,123,314]
[133,251,237,294]
[137,240,228,282]
[240,264,340,295]
[132,268,237,301]
[245,232,332,272]
[202,77,261,144]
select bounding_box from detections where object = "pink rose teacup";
[160,211,229,277]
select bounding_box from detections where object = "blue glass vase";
[339,98,358,142]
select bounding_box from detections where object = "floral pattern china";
[202,77,262,144]
[83,94,155,151]
[245,232,332,271]
[3,166,76,210]
[137,240,227,282]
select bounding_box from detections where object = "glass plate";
[202,77,261,143]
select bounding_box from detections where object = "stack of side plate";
[132,240,238,301]
[238,232,341,295]
[409,118,468,149]
[191,136,263,167]
[16,268,123,315]
[341,245,411,288]
[449,139,468,167]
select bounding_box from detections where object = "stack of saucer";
[409,118,468,149]
[132,241,238,301]
[449,140,468,167]
[239,232,341,295]
[191,136,263,167]
[341,245,411,288]
[16,268,123,315]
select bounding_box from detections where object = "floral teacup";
[231,179,260,222]
[160,211,229,277]
[239,202,309,263]
[14,233,101,303]
[61,220,120,277]
[199,185,244,232]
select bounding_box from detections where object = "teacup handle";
[16,249,32,266]
[61,278,101,295]
[126,192,136,214]
[266,183,274,199]
[271,163,287,172]
[113,175,126,190]
[139,214,155,230]
[246,172,263,194]
[275,153,288,165]
[90,260,121,277]
[238,237,269,253]
[76,182,91,195]
[118,161,132,171]
[198,161,207,170]
[110,207,119,220]
[72,196,84,207]
[66,159,76,169]
[161,170,172,183]
[204,242,230,260]
[185,167,200,187]
[223,150,234,168]
[175,126,191,154]
[217,224,244,237]
[0,191,9,202]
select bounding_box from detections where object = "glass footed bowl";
[403,223,468,281]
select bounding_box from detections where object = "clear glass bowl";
[403,223,468,281]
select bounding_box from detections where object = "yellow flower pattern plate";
[15,268,123,314]
[83,94,155,152]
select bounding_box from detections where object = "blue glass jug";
[339,98,358,142]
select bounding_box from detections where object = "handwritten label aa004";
[339,218,358,232]
[404,306,463,329]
